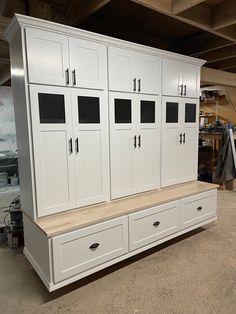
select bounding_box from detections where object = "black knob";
[197,206,203,211]
[89,243,100,250]
[153,221,160,227]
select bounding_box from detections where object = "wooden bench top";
[34,181,218,237]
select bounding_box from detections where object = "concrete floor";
[0,189,236,314]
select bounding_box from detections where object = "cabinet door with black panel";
[161,97,182,187]
[135,95,160,193]
[109,92,136,199]
[29,85,75,217]
[71,89,109,208]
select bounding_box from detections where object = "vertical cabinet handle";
[138,135,141,148]
[65,68,69,85]
[180,84,183,96]
[183,133,186,144]
[75,138,79,154]
[138,79,141,92]
[134,135,137,148]
[184,85,187,96]
[69,138,73,154]
[72,69,76,86]
[179,133,182,144]
[133,78,136,92]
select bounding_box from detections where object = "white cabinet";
[108,47,161,94]
[29,85,75,216]
[71,89,109,208]
[26,28,69,86]
[161,97,199,187]
[109,92,160,199]
[52,216,128,282]
[69,37,106,90]
[162,59,199,98]
[25,28,106,89]
[30,85,109,216]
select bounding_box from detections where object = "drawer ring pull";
[197,206,203,211]
[89,243,100,250]
[153,221,160,227]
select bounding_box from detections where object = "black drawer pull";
[89,243,100,250]
[153,221,160,227]
[197,206,203,211]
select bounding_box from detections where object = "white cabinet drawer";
[181,190,217,229]
[52,216,128,282]
[129,201,180,251]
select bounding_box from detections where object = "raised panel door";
[108,47,134,92]
[69,38,106,90]
[71,89,109,207]
[135,53,161,95]
[26,28,69,86]
[29,85,75,217]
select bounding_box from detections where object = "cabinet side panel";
[9,29,36,219]
[23,215,51,282]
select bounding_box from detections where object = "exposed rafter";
[0,16,11,40]
[66,0,112,26]
[201,67,236,87]
[212,0,236,30]
[208,57,236,71]
[201,44,236,64]
[172,0,205,15]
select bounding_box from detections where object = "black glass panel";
[78,96,100,124]
[38,93,65,123]
[141,100,155,123]
[115,99,131,123]
[166,102,178,123]
[185,103,196,123]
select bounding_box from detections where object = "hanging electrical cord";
[65,0,77,24]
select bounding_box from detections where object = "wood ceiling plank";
[172,0,205,15]
[177,3,212,28]
[201,66,236,87]
[66,0,111,26]
[0,16,11,40]
[131,0,172,14]
[212,0,236,30]
[201,44,236,64]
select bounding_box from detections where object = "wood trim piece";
[34,181,218,237]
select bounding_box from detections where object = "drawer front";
[181,190,217,229]
[52,216,128,282]
[129,201,180,251]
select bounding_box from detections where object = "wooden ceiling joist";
[172,0,205,15]
[208,56,236,71]
[212,0,236,30]
[0,16,11,40]
[201,44,236,64]
[131,0,171,15]
[201,67,236,87]
[66,0,112,26]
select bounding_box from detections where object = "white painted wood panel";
[181,190,217,229]
[162,59,182,97]
[25,28,69,86]
[52,216,128,282]
[29,85,75,217]
[69,37,106,90]
[129,201,180,251]
[182,63,199,98]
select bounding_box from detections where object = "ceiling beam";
[207,56,236,70]
[212,0,236,30]
[172,0,205,15]
[66,0,112,26]
[0,56,9,64]
[0,16,11,40]
[0,65,10,85]
[201,44,236,64]
[201,67,236,87]
[176,33,233,56]
[131,0,171,14]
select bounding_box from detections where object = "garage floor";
[0,190,235,314]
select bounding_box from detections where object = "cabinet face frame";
[29,84,76,217]
[71,88,109,207]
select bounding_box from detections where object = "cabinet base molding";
[23,187,217,291]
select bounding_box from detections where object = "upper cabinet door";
[69,38,106,90]
[29,85,75,217]
[135,53,161,95]
[108,47,134,92]
[162,59,182,97]
[26,28,69,86]
[182,64,200,98]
